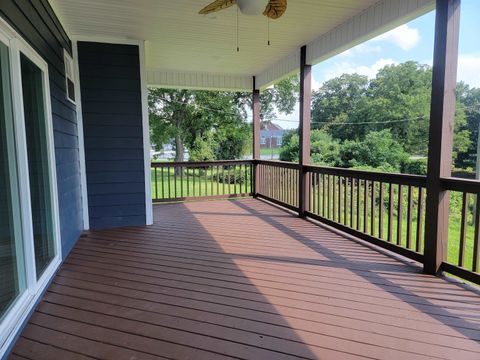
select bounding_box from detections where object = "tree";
[280,129,340,165]
[311,73,368,140]
[149,75,299,163]
[234,75,300,124]
[310,61,472,165]
[455,82,480,169]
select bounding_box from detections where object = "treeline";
[280,61,480,175]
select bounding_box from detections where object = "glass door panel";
[0,42,25,320]
[20,53,55,279]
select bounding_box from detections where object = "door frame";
[0,16,62,358]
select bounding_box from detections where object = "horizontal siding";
[78,41,146,230]
[0,0,83,258]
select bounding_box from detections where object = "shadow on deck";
[9,198,480,359]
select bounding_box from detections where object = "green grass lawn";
[151,166,252,200]
[260,148,282,157]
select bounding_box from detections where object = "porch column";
[252,76,261,196]
[299,45,312,217]
[424,0,461,275]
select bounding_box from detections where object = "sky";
[275,0,480,129]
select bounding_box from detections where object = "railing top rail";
[441,176,480,193]
[304,164,427,187]
[151,159,253,167]
[256,160,300,169]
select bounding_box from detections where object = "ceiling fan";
[199,0,287,20]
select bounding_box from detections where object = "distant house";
[260,123,285,149]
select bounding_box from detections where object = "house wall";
[0,0,83,257]
[77,41,146,229]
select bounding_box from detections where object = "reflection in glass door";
[0,42,25,320]
[20,53,55,279]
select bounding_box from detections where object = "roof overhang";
[50,0,435,91]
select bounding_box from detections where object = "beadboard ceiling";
[50,1,377,72]
[50,0,434,90]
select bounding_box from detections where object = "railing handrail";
[151,159,253,167]
[256,159,300,169]
[441,176,480,193]
[304,164,427,187]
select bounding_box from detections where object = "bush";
[401,158,428,175]
[336,129,408,171]
[280,129,340,165]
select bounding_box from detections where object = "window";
[260,136,266,145]
[277,136,282,146]
[0,37,25,324]
[64,50,75,103]
[0,18,61,354]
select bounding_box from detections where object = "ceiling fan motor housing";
[237,0,269,16]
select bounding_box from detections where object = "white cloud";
[457,54,480,88]
[339,43,382,57]
[320,58,397,82]
[311,76,322,91]
[374,25,420,51]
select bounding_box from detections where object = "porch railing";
[151,160,253,202]
[304,165,426,263]
[440,177,480,284]
[151,160,480,285]
[256,160,300,212]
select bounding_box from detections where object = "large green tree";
[310,61,471,162]
[149,76,299,163]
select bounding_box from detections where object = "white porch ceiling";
[50,0,434,91]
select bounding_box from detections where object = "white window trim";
[63,49,76,105]
[72,40,89,230]
[0,17,62,359]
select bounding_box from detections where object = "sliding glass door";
[0,19,61,354]
[0,41,25,321]
[20,54,55,279]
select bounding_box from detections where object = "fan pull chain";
[236,7,240,52]
[267,18,270,46]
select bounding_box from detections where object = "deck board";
[9,198,480,359]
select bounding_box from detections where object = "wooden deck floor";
[9,198,480,360]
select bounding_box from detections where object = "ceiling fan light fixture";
[237,0,269,16]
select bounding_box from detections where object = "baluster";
[397,185,403,246]
[332,176,337,222]
[363,180,368,233]
[161,166,165,199]
[338,176,343,223]
[205,164,208,196]
[371,181,376,236]
[388,183,394,243]
[473,194,480,272]
[186,167,189,197]
[174,165,177,198]
[356,179,361,231]
[350,177,355,227]
[458,192,468,267]
[167,166,171,199]
[154,167,158,200]
[416,187,424,252]
[344,177,348,225]
[379,183,384,239]
[406,185,413,249]
[180,166,184,198]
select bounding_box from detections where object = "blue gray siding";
[0,0,83,257]
[78,42,146,229]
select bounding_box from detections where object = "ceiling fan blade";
[263,0,287,19]
[199,0,237,15]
